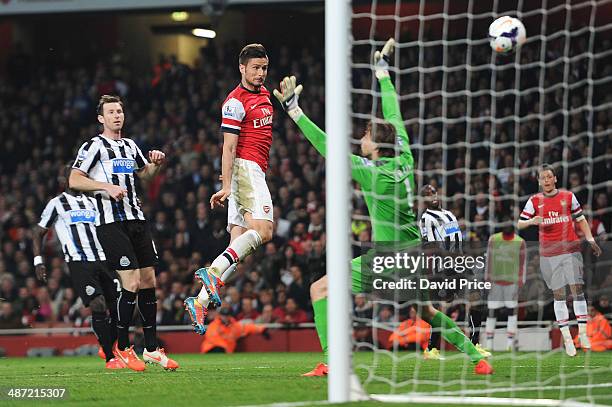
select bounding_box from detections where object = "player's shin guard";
[92,312,114,362]
[313,298,328,358]
[431,311,483,363]
[138,288,158,352]
[117,289,137,350]
[209,230,262,277]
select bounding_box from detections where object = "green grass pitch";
[0,351,611,406]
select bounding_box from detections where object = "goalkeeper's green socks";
[430,311,483,363]
[313,298,328,358]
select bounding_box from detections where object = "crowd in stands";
[0,34,610,333]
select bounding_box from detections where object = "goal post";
[325,0,353,403]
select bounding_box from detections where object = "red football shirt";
[520,189,584,257]
[220,84,274,172]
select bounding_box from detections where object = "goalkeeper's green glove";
[273,75,304,121]
[373,38,395,79]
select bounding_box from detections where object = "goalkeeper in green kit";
[273,39,493,376]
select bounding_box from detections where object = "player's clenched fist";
[105,184,128,201]
[589,240,603,257]
[210,188,231,209]
[35,264,47,282]
[149,150,166,166]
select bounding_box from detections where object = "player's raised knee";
[255,222,273,243]
[310,277,328,301]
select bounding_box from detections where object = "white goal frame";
[325,0,611,406]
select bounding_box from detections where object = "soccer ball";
[489,16,526,54]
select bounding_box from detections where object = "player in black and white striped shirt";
[419,184,489,359]
[32,165,125,370]
[69,95,178,370]
[419,185,462,251]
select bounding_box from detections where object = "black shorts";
[96,220,159,271]
[68,261,121,307]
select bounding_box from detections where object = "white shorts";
[227,158,273,230]
[540,252,584,291]
[487,283,518,309]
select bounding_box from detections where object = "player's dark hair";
[538,163,556,177]
[367,120,397,158]
[238,44,268,65]
[420,184,437,197]
[63,161,75,195]
[97,95,123,115]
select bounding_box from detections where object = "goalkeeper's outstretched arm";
[273,76,372,185]
[374,38,414,166]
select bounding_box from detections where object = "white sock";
[210,230,262,277]
[221,263,238,283]
[197,288,210,307]
[554,300,572,341]
[573,299,588,336]
[507,314,518,346]
[485,317,496,349]
[560,326,572,342]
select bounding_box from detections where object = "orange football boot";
[474,359,494,375]
[113,343,145,372]
[302,362,328,377]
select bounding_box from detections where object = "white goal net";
[327,0,612,405]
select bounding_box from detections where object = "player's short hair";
[367,120,397,158]
[538,163,556,178]
[64,161,74,179]
[420,184,437,197]
[238,44,268,65]
[97,95,123,115]
[63,161,74,193]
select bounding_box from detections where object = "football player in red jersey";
[518,164,602,356]
[184,44,275,334]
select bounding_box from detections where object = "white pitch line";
[370,395,607,407]
[412,382,612,396]
[238,401,329,407]
[236,383,612,407]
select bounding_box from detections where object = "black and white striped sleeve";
[38,199,58,229]
[73,139,101,174]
